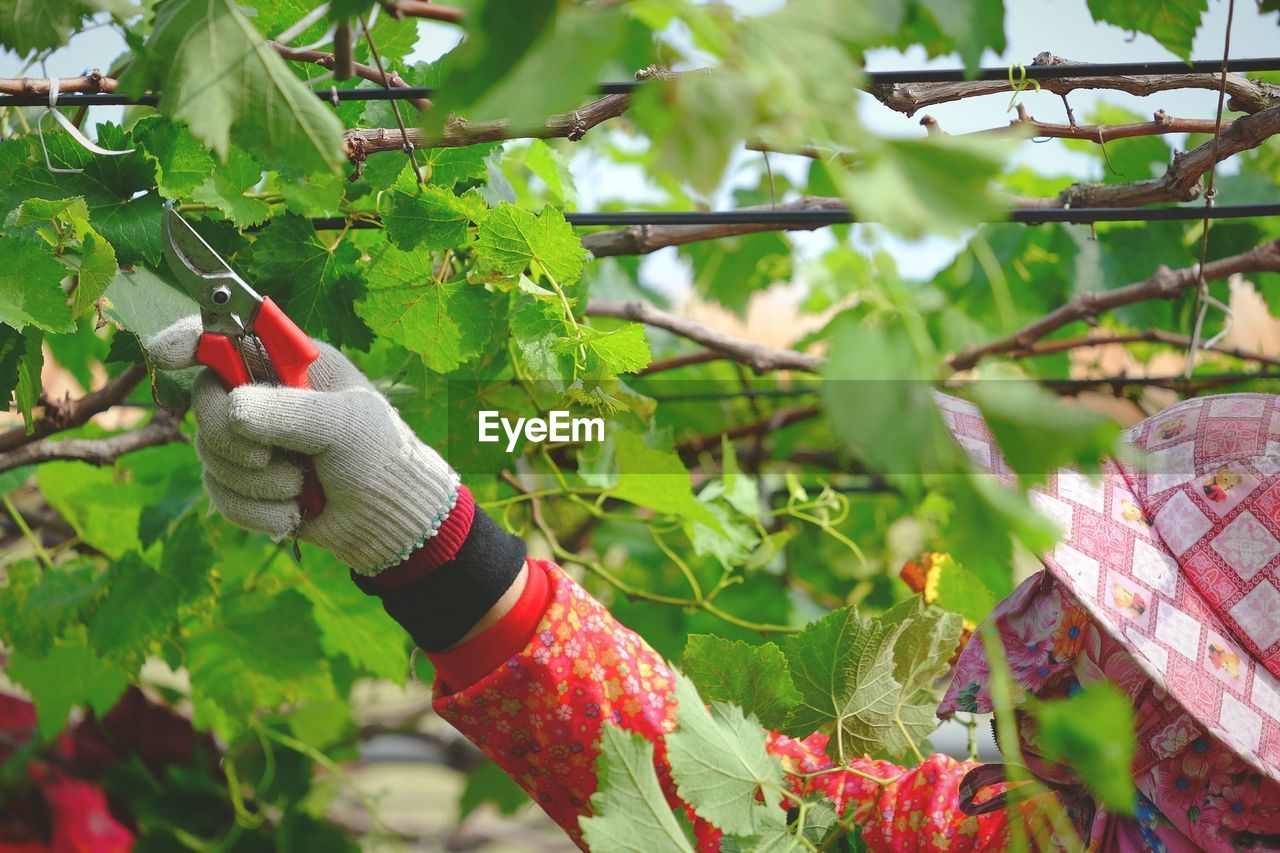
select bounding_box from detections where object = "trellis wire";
[1183,0,1237,379]
[306,203,1280,231]
[4,56,1280,108]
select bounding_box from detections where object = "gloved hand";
[146,316,460,575]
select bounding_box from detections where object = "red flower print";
[1181,738,1235,791]
[1202,781,1258,832]
[1152,763,1206,815]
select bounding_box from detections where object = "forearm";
[352,492,1012,850]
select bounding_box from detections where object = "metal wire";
[1184,0,1238,380]
[304,202,1280,231]
[6,56,1280,108]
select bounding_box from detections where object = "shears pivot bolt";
[211,285,232,305]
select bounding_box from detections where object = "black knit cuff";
[351,507,527,651]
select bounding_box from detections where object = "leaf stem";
[3,495,52,569]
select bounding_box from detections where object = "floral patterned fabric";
[941,570,1280,851]
[932,391,1280,851]
[434,560,1017,850]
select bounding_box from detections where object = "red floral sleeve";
[432,561,1012,850]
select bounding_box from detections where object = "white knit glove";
[146,316,460,575]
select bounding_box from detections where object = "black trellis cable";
[5,56,1280,108]
[307,203,1280,231]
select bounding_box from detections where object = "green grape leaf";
[88,516,213,661]
[1086,0,1207,60]
[9,633,128,741]
[580,725,697,852]
[1033,683,1137,813]
[970,379,1121,486]
[383,183,481,251]
[87,553,187,661]
[915,0,1006,72]
[931,554,997,624]
[878,598,964,755]
[292,546,408,682]
[476,203,585,286]
[73,229,119,316]
[275,170,346,215]
[0,325,24,418]
[0,0,137,55]
[511,302,575,388]
[12,196,91,234]
[131,116,218,199]
[0,560,107,658]
[847,136,1013,239]
[601,430,722,529]
[249,214,373,349]
[782,606,902,757]
[821,315,957,483]
[684,232,792,317]
[667,672,787,837]
[38,445,200,559]
[682,635,801,731]
[102,265,198,340]
[460,761,530,818]
[572,323,652,378]
[186,590,335,739]
[420,144,500,188]
[781,599,957,760]
[191,147,271,226]
[0,238,72,333]
[120,0,345,173]
[0,127,161,265]
[15,328,43,432]
[358,245,499,372]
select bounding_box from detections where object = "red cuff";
[429,559,551,692]
[372,486,475,589]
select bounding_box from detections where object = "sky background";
[3,1,1278,290]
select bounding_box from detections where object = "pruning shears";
[162,202,327,519]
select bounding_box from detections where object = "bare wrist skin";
[450,563,529,648]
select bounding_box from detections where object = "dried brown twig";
[950,239,1280,371]
[266,41,429,109]
[585,300,823,374]
[0,411,185,474]
[0,365,147,454]
[341,93,631,165]
[871,51,1280,117]
[0,70,116,96]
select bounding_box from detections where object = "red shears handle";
[195,297,327,520]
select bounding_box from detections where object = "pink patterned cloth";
[936,392,1280,851]
[434,560,1016,850]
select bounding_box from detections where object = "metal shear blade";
[162,202,261,338]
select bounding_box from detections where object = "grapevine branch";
[341,93,631,163]
[971,103,1222,143]
[0,411,185,474]
[0,365,147,453]
[0,70,115,96]
[1015,101,1280,209]
[266,41,429,109]
[949,239,1280,370]
[871,51,1280,117]
[376,0,465,24]
[585,299,823,373]
[676,406,823,462]
[636,350,729,375]
[1010,329,1280,367]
